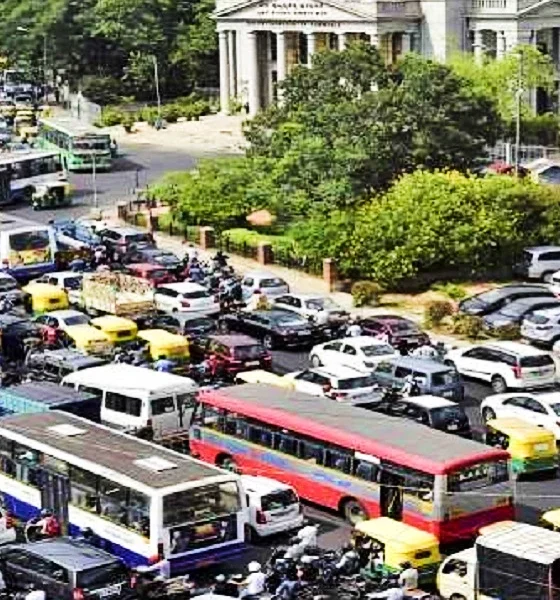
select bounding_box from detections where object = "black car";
[0,314,41,362]
[219,309,319,349]
[25,348,108,383]
[360,315,429,349]
[122,247,181,270]
[145,313,217,338]
[459,284,555,316]
[0,538,134,599]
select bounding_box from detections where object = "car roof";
[240,474,294,494]
[159,282,205,292]
[525,245,560,252]
[387,356,452,373]
[363,314,415,324]
[103,226,146,235]
[244,271,284,279]
[278,293,326,300]
[0,272,16,281]
[476,285,549,298]
[47,271,82,278]
[253,309,305,320]
[11,538,121,571]
[529,306,560,318]
[483,341,548,356]
[335,336,392,347]
[209,334,262,346]
[45,309,87,319]
[127,263,162,271]
[403,395,458,409]
[501,296,559,307]
[531,392,560,406]
[311,365,371,379]
[165,313,213,323]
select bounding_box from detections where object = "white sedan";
[309,336,399,372]
[480,391,560,440]
[273,293,349,325]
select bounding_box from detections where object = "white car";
[32,271,83,305]
[309,336,399,372]
[241,270,289,300]
[272,293,349,326]
[284,365,379,404]
[480,391,560,440]
[35,309,90,331]
[241,475,304,539]
[445,341,556,394]
[154,282,220,315]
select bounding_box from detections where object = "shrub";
[351,281,384,307]
[122,112,136,133]
[424,300,455,328]
[490,323,521,341]
[80,75,123,105]
[451,314,485,339]
[98,107,126,127]
[162,104,181,123]
[431,282,467,301]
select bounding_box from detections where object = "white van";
[241,475,304,539]
[62,363,198,439]
[437,547,476,600]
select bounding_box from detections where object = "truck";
[437,521,560,600]
[80,271,155,317]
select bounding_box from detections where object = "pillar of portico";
[227,31,237,98]
[369,32,379,47]
[218,30,230,114]
[338,32,347,51]
[473,29,484,62]
[401,31,411,54]
[496,31,506,59]
[247,31,260,116]
[307,32,317,65]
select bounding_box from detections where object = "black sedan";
[459,284,554,316]
[144,313,217,338]
[219,309,319,349]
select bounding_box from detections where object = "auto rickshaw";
[485,418,558,476]
[22,283,69,315]
[354,517,441,588]
[137,329,190,362]
[19,125,38,143]
[13,114,34,135]
[63,324,113,357]
[234,369,295,389]
[32,182,72,210]
[541,509,560,531]
[0,100,16,122]
[91,315,138,345]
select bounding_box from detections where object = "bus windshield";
[9,230,50,252]
[72,136,110,152]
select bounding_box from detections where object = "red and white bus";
[189,384,514,544]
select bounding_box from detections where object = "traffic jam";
[0,216,560,599]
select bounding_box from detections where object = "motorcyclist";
[213,250,229,269]
[33,509,61,540]
[398,561,419,591]
[401,374,421,397]
[275,565,301,600]
[335,543,360,575]
[213,574,239,597]
[372,574,404,600]
[154,356,177,373]
[235,561,266,598]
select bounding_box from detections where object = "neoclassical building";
[215,0,560,115]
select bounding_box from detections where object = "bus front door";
[40,469,70,535]
[380,471,404,521]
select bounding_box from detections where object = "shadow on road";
[111,156,146,173]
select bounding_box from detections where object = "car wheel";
[263,334,274,350]
[491,375,507,394]
[482,406,497,422]
[310,354,322,367]
[543,271,555,283]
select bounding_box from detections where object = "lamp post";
[152,56,162,129]
[17,27,47,103]
[514,50,525,176]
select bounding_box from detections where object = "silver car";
[514,246,560,281]
[241,270,289,300]
[521,306,560,347]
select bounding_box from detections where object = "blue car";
[53,220,101,250]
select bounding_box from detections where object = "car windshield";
[431,370,459,386]
[337,375,376,389]
[526,313,550,325]
[361,344,395,357]
[0,278,17,292]
[127,233,152,245]
[430,405,467,427]
[391,321,420,333]
[63,277,82,290]
[72,136,110,152]
[305,298,339,311]
[77,562,129,589]
[549,403,560,417]
[185,318,213,330]
[260,278,286,288]
[147,269,168,280]
[156,253,179,263]
[64,315,89,326]
[262,489,298,511]
[234,344,265,359]
[500,302,533,317]
[274,314,306,326]
[520,355,554,368]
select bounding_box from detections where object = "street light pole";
[92,153,98,208]
[153,56,162,127]
[514,50,524,176]
[42,34,47,104]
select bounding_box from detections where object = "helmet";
[401,561,412,569]
[215,574,226,583]
[40,509,51,517]
[248,561,262,573]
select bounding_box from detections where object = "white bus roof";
[477,521,560,565]
[38,116,110,137]
[0,217,52,234]
[0,411,232,492]
[0,151,60,166]
[63,363,198,397]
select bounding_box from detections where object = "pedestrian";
[346,318,362,337]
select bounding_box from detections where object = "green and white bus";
[37,116,113,172]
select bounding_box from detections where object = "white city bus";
[0,411,247,573]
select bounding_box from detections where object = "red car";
[125,263,176,287]
[360,314,430,349]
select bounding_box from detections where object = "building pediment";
[215,0,373,22]
[519,0,560,16]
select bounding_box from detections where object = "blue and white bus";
[0,411,247,573]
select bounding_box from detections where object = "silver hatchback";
[521,306,560,348]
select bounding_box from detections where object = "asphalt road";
[5,142,560,561]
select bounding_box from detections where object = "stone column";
[338,32,347,50]
[496,31,506,59]
[401,32,411,54]
[219,30,230,114]
[228,30,237,98]
[369,32,379,47]
[530,29,538,113]
[277,31,287,82]
[247,31,260,116]
[473,29,484,62]
[307,32,317,65]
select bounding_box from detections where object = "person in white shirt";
[24,585,46,600]
[296,524,318,548]
[239,561,266,597]
[398,561,419,590]
[346,319,362,337]
[411,343,439,360]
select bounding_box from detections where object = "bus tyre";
[491,375,507,394]
[218,455,239,473]
[244,524,259,544]
[342,499,366,525]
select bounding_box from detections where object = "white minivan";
[241,475,304,539]
[62,363,198,439]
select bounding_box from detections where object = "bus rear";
[0,224,57,281]
[159,475,247,573]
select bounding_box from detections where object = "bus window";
[105,392,141,417]
[0,436,15,478]
[13,443,40,486]
[151,397,175,416]
[274,431,298,456]
[299,437,324,464]
[98,477,128,526]
[9,230,50,252]
[325,446,352,473]
[129,490,150,536]
[42,454,68,476]
[354,460,379,482]
[69,465,98,512]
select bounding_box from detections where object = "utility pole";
[92,153,98,208]
[153,56,162,129]
[43,34,47,104]
[514,50,524,176]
